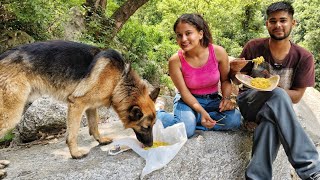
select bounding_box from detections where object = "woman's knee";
[179,112,197,138]
[223,110,242,129]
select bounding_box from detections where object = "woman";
[157,13,241,138]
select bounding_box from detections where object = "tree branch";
[111,0,149,34]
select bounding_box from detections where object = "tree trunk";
[84,0,149,45]
[85,0,107,16]
[110,0,149,36]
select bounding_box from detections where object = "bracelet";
[222,95,237,104]
[222,96,232,100]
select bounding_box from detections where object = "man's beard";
[269,28,292,40]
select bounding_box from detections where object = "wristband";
[222,96,232,100]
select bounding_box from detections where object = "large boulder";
[3,87,318,179]
[0,121,293,179]
[15,96,119,143]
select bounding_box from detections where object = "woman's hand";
[219,97,236,112]
[200,112,216,129]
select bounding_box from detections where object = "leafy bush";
[5,0,76,40]
[0,130,14,146]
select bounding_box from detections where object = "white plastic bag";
[105,120,187,179]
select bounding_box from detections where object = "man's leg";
[245,120,280,180]
[258,88,320,179]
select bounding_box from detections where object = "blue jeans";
[237,88,320,179]
[156,93,241,138]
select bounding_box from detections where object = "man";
[230,1,320,180]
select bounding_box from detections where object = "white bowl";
[235,74,280,91]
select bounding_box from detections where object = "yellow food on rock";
[144,141,169,150]
[252,56,265,65]
[251,77,271,89]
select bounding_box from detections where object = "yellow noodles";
[144,141,169,150]
[252,56,265,65]
[251,77,271,89]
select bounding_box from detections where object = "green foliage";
[5,0,73,40]
[2,0,319,91]
[114,0,268,90]
[293,0,320,89]
[0,130,14,143]
[117,14,177,87]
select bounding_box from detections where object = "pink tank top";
[178,44,220,95]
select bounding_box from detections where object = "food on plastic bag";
[143,141,169,150]
[102,120,187,179]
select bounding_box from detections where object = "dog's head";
[112,64,160,147]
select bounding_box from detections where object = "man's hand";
[230,58,248,72]
[219,98,237,112]
[229,58,248,84]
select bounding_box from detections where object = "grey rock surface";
[0,121,291,180]
[16,97,68,142]
[15,97,118,143]
[0,87,319,180]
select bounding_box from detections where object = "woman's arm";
[214,45,236,112]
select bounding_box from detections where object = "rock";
[1,87,318,179]
[15,96,119,143]
[15,97,68,143]
[63,7,85,41]
[0,121,292,179]
[0,30,34,53]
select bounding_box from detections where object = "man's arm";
[285,87,307,104]
[229,58,248,85]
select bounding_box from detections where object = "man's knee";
[272,88,289,100]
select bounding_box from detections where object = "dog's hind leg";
[86,108,112,145]
[0,79,30,178]
[66,101,89,159]
[0,82,30,139]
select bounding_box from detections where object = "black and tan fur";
[0,40,159,162]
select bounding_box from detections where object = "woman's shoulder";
[212,44,226,53]
[169,52,180,62]
[168,52,182,68]
[211,44,227,62]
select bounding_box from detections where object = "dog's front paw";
[0,169,7,179]
[71,149,89,159]
[98,137,113,145]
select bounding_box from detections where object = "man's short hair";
[266,1,294,18]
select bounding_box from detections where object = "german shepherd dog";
[0,40,160,177]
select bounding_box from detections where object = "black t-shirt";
[240,38,315,89]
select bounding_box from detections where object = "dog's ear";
[150,87,160,102]
[129,105,143,121]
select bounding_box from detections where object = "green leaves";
[2,0,320,90]
[5,0,71,40]
[294,0,320,89]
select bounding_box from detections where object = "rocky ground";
[0,88,319,180]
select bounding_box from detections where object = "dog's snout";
[133,129,153,147]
